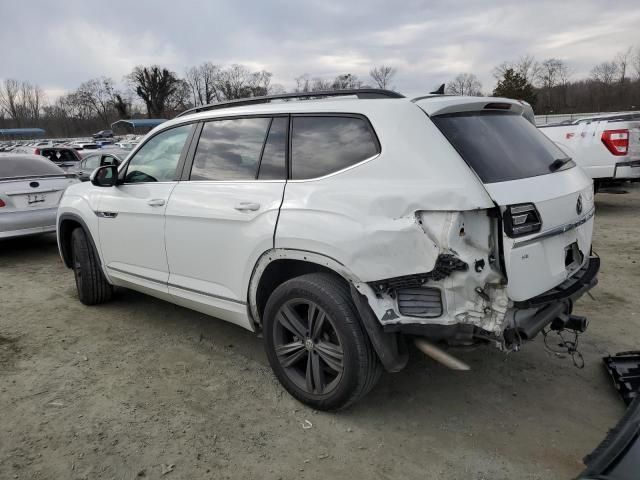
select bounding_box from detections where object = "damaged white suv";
[57,89,599,410]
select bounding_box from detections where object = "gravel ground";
[1,185,639,480]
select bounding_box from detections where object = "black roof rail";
[176,89,405,118]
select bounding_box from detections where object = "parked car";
[93,130,114,139]
[12,146,81,171]
[57,90,599,410]
[540,112,640,190]
[70,149,127,181]
[1,154,78,239]
[70,141,100,151]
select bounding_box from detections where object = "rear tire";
[263,273,382,410]
[71,227,113,305]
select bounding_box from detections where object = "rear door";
[164,116,288,328]
[430,108,594,301]
[97,123,195,289]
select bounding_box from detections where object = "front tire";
[263,273,381,410]
[71,227,113,305]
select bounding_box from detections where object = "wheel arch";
[248,249,362,328]
[58,213,101,269]
[249,249,409,373]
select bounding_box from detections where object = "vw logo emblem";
[576,194,583,215]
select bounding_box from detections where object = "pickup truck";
[539,112,640,190]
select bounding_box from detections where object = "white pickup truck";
[539,112,640,190]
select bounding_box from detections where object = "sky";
[1,0,639,100]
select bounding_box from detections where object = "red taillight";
[602,129,629,156]
[0,199,5,208]
[34,148,40,155]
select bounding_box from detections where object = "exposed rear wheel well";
[255,259,347,323]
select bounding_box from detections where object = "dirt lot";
[1,186,639,480]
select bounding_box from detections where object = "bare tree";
[535,58,570,111]
[294,74,334,92]
[75,77,115,126]
[211,64,275,100]
[0,79,22,123]
[493,54,539,84]
[632,46,640,80]
[185,62,222,106]
[369,65,396,89]
[112,91,132,118]
[614,47,633,85]
[0,79,45,126]
[590,61,619,86]
[331,73,364,90]
[445,73,482,96]
[128,66,181,118]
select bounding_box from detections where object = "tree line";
[1,47,639,137]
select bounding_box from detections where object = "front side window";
[124,124,191,183]
[291,116,379,180]
[101,154,119,166]
[83,154,101,170]
[190,117,271,181]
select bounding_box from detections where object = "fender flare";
[57,212,102,270]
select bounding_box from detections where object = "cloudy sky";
[1,0,639,99]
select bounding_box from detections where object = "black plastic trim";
[57,213,101,269]
[176,89,405,118]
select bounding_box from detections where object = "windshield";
[432,111,572,183]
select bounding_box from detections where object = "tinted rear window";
[0,155,65,178]
[291,116,379,180]
[432,112,571,183]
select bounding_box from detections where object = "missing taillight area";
[503,203,542,237]
[601,129,629,156]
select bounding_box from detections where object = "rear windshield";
[0,155,65,179]
[432,111,572,183]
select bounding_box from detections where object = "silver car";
[0,154,78,239]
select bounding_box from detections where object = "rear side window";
[190,118,271,181]
[432,112,571,184]
[258,117,287,180]
[291,116,379,180]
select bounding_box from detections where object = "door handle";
[147,198,166,207]
[234,202,261,212]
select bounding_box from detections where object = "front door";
[98,123,194,291]
[165,116,288,328]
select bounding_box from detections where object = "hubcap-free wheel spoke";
[273,299,343,396]
[275,341,306,367]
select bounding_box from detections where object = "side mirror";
[90,165,118,187]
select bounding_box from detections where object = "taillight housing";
[0,199,5,207]
[34,148,40,155]
[601,129,629,156]
[503,203,542,238]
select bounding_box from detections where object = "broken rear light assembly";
[503,203,542,238]
[601,129,629,156]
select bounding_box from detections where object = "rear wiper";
[549,157,574,172]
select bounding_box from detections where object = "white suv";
[57,89,599,410]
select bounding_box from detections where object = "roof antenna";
[430,84,445,95]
